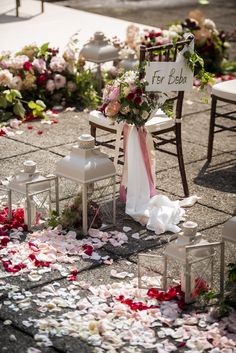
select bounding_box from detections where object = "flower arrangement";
[125,13,235,76]
[98,70,160,127]
[0,40,98,124]
[181,10,231,73]
[48,195,102,234]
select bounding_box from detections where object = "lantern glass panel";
[138,253,166,290]
[184,242,224,302]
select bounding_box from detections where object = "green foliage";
[0,88,46,124]
[227,263,236,284]
[75,69,98,109]
[183,50,214,88]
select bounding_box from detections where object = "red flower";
[23,61,33,71]
[134,87,143,95]
[37,130,43,135]
[126,93,135,101]
[51,119,58,124]
[27,125,33,130]
[0,129,6,136]
[37,74,47,86]
[82,245,93,256]
[134,96,142,105]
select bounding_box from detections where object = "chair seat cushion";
[145,109,175,133]
[212,79,236,102]
[89,109,174,133]
[89,110,117,130]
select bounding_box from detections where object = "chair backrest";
[139,37,194,120]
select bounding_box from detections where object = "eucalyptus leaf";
[13,101,25,118]
[0,96,7,109]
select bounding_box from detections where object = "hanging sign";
[145,59,193,92]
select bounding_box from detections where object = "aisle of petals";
[1,204,236,352]
[1,277,236,353]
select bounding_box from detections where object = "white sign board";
[145,60,193,92]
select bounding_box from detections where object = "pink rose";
[54,74,66,89]
[32,58,46,73]
[105,101,121,117]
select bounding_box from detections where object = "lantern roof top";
[80,31,119,64]
[55,134,116,183]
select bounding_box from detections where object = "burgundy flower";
[23,61,33,71]
[37,74,47,86]
[134,96,142,105]
[126,92,135,101]
[134,87,143,95]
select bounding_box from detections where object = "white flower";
[10,55,29,69]
[162,29,179,40]
[168,24,183,34]
[9,119,22,129]
[0,69,13,87]
[54,74,66,89]
[224,42,230,49]
[49,56,67,73]
[46,79,55,92]
[67,81,77,92]
[9,76,23,90]
[32,58,46,73]
[204,18,216,31]
[141,110,149,119]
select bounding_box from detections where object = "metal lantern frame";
[55,135,117,235]
[6,175,59,230]
[138,240,224,303]
[80,31,119,95]
[222,217,236,289]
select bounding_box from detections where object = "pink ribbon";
[138,127,156,198]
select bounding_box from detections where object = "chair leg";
[207,96,217,162]
[16,0,20,16]
[176,123,189,197]
[42,0,44,13]
[90,123,96,141]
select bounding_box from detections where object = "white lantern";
[55,134,116,235]
[222,217,236,288]
[119,50,139,72]
[138,222,224,303]
[80,31,119,95]
[6,160,59,230]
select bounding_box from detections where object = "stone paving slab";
[0,138,39,160]
[0,320,58,353]
[0,150,60,179]
[156,152,236,215]
[5,112,90,149]
[182,110,236,154]
[0,260,138,353]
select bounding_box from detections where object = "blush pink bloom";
[0,69,13,87]
[10,55,29,69]
[54,74,66,89]
[9,76,23,90]
[49,56,67,72]
[67,81,77,92]
[32,58,46,73]
[109,87,120,101]
[46,79,56,92]
[105,101,121,117]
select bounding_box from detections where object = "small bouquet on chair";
[98,70,164,127]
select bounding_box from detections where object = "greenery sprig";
[183,50,214,88]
